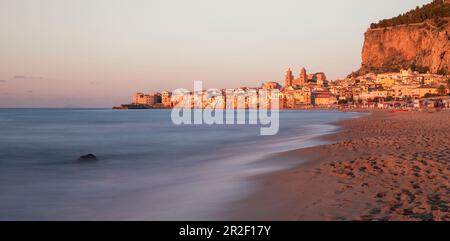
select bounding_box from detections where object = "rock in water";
[78,154,97,161]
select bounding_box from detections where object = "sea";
[0,109,361,220]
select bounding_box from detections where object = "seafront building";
[161,91,172,107]
[117,67,449,110]
[132,93,160,106]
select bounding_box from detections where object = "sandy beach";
[236,110,449,221]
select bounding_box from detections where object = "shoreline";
[233,110,449,221]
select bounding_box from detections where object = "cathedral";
[284,67,327,87]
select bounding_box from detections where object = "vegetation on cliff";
[370,0,450,29]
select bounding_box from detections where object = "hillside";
[370,0,450,29]
[353,0,450,76]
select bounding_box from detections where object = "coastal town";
[115,67,450,110]
[2,0,450,223]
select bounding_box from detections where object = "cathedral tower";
[285,68,294,87]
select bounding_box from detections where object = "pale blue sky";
[0,0,430,107]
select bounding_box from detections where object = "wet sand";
[235,110,449,221]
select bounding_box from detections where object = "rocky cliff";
[354,0,450,76]
[356,19,449,75]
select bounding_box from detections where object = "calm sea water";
[0,109,360,220]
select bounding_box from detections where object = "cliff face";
[356,18,449,75]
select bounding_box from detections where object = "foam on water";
[0,109,361,220]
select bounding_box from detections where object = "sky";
[0,0,430,107]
